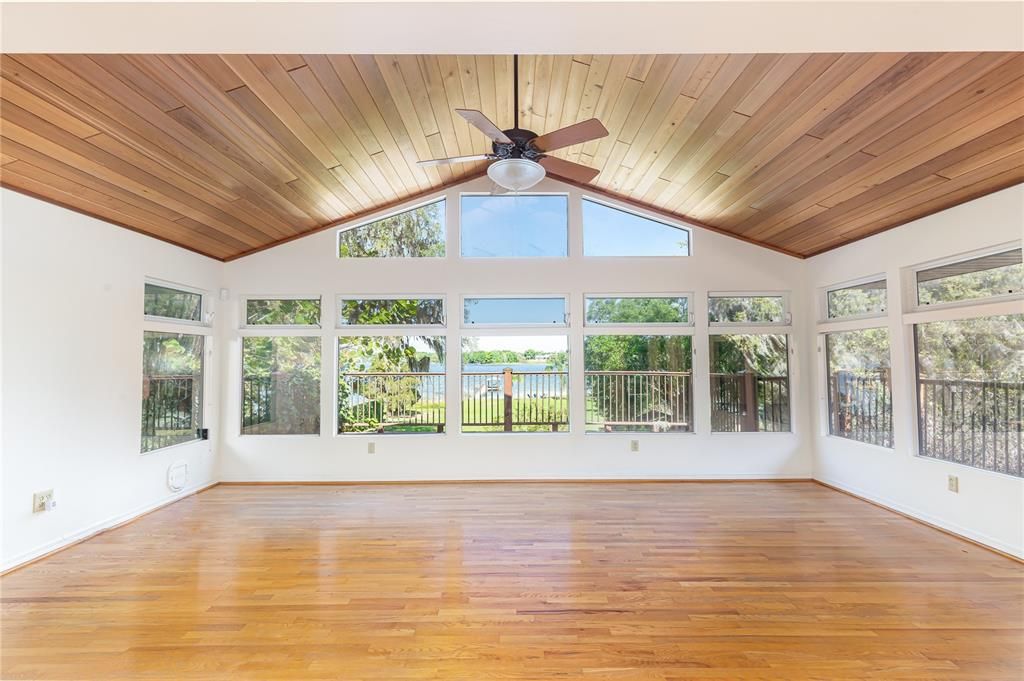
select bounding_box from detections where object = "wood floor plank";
[2,482,1020,680]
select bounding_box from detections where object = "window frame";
[707,291,792,328]
[583,292,695,328]
[336,196,447,260]
[903,241,1023,315]
[458,191,571,259]
[240,294,323,330]
[460,294,570,328]
[707,331,794,435]
[239,334,323,437]
[141,278,213,455]
[581,196,693,258]
[334,294,447,330]
[143,277,209,327]
[820,273,888,323]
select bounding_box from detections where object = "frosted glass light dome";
[487,158,546,192]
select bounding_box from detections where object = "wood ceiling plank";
[801,161,1024,256]
[3,52,1020,260]
[288,64,393,204]
[1,136,185,222]
[722,52,1006,234]
[222,55,341,170]
[370,55,442,187]
[1,161,238,258]
[330,54,425,193]
[633,54,774,202]
[3,55,244,204]
[89,54,184,113]
[414,56,466,164]
[276,55,307,72]
[0,76,99,139]
[1,105,274,246]
[226,85,365,221]
[863,53,1024,156]
[690,53,906,219]
[681,54,730,100]
[619,55,704,173]
[579,55,634,160]
[493,54,513,132]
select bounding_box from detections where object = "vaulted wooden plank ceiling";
[1,53,1022,260]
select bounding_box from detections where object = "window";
[460,195,568,257]
[916,248,1022,307]
[336,297,444,326]
[462,336,569,432]
[463,297,567,326]
[826,329,893,447]
[827,279,887,319]
[709,334,790,432]
[241,337,321,435]
[708,295,786,324]
[142,332,204,452]
[585,296,690,325]
[584,335,692,432]
[914,315,1023,476]
[338,336,446,434]
[245,298,321,327]
[583,199,690,256]
[338,199,445,257]
[144,282,202,322]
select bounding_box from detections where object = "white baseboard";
[217,473,812,483]
[1,480,217,573]
[815,476,1023,559]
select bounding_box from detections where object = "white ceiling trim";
[3,1,1023,54]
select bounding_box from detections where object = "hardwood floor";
[2,482,1021,680]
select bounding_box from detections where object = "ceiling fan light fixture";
[487,158,546,192]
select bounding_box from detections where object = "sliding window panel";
[916,248,1022,307]
[142,331,204,452]
[463,297,567,326]
[584,335,693,432]
[338,336,446,434]
[709,334,791,433]
[914,314,1023,476]
[245,298,321,327]
[585,296,690,325]
[337,297,445,326]
[825,329,893,448]
[241,337,321,435]
[461,336,569,432]
[827,280,887,319]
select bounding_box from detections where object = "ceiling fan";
[417,55,609,192]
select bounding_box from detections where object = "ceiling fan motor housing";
[493,128,544,161]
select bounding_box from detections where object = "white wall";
[1,189,222,570]
[219,176,813,482]
[803,184,1024,558]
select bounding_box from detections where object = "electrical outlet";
[947,475,959,493]
[630,440,640,452]
[367,441,376,454]
[32,489,55,513]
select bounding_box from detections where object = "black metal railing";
[919,376,1023,476]
[463,369,568,431]
[141,374,200,451]
[710,373,790,432]
[829,370,893,448]
[585,371,692,432]
[339,372,446,433]
[242,374,321,434]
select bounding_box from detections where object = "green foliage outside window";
[585,297,689,324]
[708,296,785,324]
[246,298,321,326]
[338,200,445,257]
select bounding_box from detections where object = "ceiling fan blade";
[531,119,608,153]
[539,156,601,184]
[455,109,513,145]
[417,154,493,167]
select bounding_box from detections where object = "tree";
[338,202,445,257]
